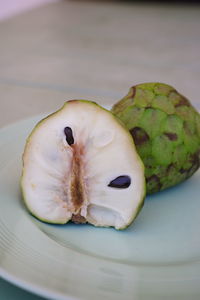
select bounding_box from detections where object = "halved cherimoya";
[21,100,145,229]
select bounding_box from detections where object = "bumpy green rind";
[112,83,200,194]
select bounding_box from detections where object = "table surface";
[0,0,200,299]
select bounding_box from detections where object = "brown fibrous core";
[70,144,87,223]
[71,213,87,224]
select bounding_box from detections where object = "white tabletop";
[0,0,199,129]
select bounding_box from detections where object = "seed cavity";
[108,175,131,189]
[64,127,74,145]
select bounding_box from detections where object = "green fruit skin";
[112,83,200,194]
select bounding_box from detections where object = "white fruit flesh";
[22,101,145,229]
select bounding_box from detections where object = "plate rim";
[0,115,200,300]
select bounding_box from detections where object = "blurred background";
[0,0,200,129]
[0,1,200,299]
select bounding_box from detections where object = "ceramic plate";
[0,115,200,300]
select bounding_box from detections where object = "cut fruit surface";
[21,100,145,229]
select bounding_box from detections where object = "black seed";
[64,127,74,145]
[108,175,131,189]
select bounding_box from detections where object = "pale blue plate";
[0,116,200,300]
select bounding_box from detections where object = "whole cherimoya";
[112,83,200,194]
[21,100,145,229]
